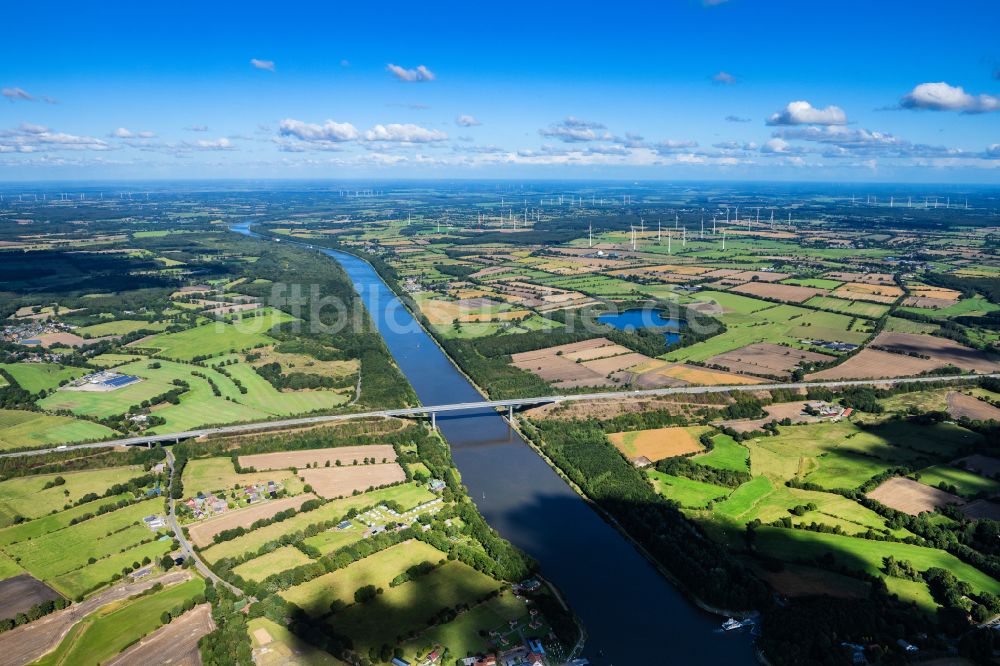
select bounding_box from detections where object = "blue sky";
[2,0,998,181]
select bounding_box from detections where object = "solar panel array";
[103,375,140,388]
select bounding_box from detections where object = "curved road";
[165,450,244,597]
[2,372,994,458]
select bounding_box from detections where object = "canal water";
[234,225,755,664]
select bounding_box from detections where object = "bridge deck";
[2,372,994,457]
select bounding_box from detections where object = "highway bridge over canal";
[2,372,995,458]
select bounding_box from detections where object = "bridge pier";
[508,405,514,424]
[431,411,436,431]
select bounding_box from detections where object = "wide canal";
[234,224,756,664]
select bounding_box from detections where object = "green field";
[880,389,950,414]
[665,294,868,363]
[0,467,143,525]
[222,363,349,415]
[88,353,146,368]
[232,545,314,582]
[181,457,294,497]
[37,354,344,430]
[747,421,977,490]
[34,578,205,666]
[200,483,435,563]
[49,538,172,598]
[0,409,115,452]
[692,434,749,471]
[805,296,890,318]
[647,470,730,507]
[782,278,844,290]
[0,493,133,545]
[302,523,365,556]
[248,617,347,665]
[711,476,774,520]
[329,560,502,653]
[755,527,1000,597]
[5,498,161,582]
[0,551,24,580]
[0,363,88,393]
[704,476,907,545]
[281,540,444,613]
[916,465,1000,498]
[899,296,1000,320]
[401,590,529,661]
[138,321,275,360]
[76,319,169,337]
[882,316,938,335]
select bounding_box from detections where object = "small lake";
[598,309,684,345]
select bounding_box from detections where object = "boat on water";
[722,618,752,631]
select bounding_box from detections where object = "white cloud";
[985,144,1000,159]
[2,87,34,102]
[767,100,847,126]
[900,82,1000,113]
[712,71,737,85]
[540,117,612,142]
[725,115,751,123]
[184,125,209,132]
[0,124,110,152]
[111,127,156,139]
[455,114,481,127]
[276,119,446,149]
[773,125,963,160]
[250,58,276,72]
[386,64,435,82]
[761,138,791,153]
[279,118,360,143]
[189,138,235,150]
[19,122,48,134]
[653,139,699,154]
[363,123,447,142]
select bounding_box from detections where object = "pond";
[597,308,685,345]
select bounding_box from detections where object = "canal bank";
[234,224,757,664]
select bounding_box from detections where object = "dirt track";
[0,571,192,666]
[105,603,215,666]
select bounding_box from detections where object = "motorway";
[2,371,995,459]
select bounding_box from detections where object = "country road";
[2,371,994,459]
[165,451,244,598]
